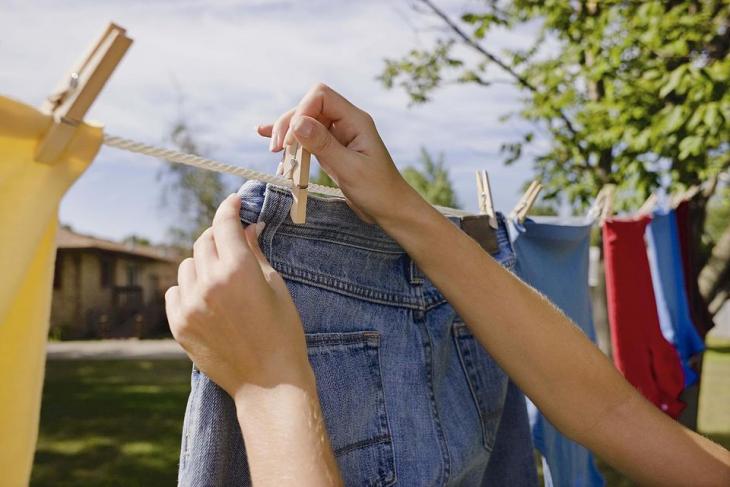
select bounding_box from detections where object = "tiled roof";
[56,227,180,263]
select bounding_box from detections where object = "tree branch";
[699,222,730,309]
[418,0,582,142]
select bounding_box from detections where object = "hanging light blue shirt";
[510,217,605,487]
[645,209,704,387]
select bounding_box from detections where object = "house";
[50,227,182,339]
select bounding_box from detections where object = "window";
[127,264,139,286]
[100,256,115,288]
[53,254,63,289]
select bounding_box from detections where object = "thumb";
[290,115,350,170]
[243,222,277,280]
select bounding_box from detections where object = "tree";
[122,235,151,246]
[159,118,231,246]
[403,148,461,207]
[312,147,460,208]
[380,0,729,314]
[312,169,338,188]
[700,183,730,314]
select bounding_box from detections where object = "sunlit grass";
[32,359,192,487]
[698,335,730,444]
[31,343,729,486]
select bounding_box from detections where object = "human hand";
[165,194,313,399]
[256,83,423,224]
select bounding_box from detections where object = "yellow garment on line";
[0,96,101,486]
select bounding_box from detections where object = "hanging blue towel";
[510,217,605,487]
[646,209,705,387]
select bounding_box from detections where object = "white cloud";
[1,0,540,241]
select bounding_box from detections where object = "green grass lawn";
[32,342,730,486]
[698,335,730,449]
[31,360,192,487]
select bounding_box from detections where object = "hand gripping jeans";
[177,181,537,487]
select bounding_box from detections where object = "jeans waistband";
[238,181,514,310]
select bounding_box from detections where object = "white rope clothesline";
[102,133,471,217]
[102,134,343,197]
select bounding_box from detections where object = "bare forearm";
[380,192,628,435]
[255,82,729,483]
[234,374,343,487]
[590,392,730,485]
[378,188,730,484]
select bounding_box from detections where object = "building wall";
[50,249,177,338]
[51,252,84,332]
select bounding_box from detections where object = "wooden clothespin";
[475,170,498,229]
[671,185,700,207]
[279,142,311,224]
[510,180,542,223]
[35,23,132,164]
[637,193,658,216]
[598,184,616,224]
[588,185,608,221]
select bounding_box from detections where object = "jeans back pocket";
[306,331,396,487]
[453,322,509,452]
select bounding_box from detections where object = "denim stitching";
[304,329,396,486]
[376,339,398,487]
[272,261,423,308]
[333,434,392,456]
[367,339,395,487]
[408,259,425,285]
[452,323,506,452]
[418,308,451,485]
[178,368,197,478]
[266,186,403,250]
[306,331,380,348]
[259,184,289,261]
[424,290,448,310]
[453,324,493,452]
[275,226,403,254]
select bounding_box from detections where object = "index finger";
[212,194,250,262]
[284,83,364,146]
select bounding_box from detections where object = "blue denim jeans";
[178,181,537,486]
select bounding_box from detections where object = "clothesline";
[103,133,726,221]
[103,134,472,217]
[103,134,340,196]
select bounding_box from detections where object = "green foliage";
[528,204,558,217]
[159,120,230,246]
[314,149,459,209]
[122,235,152,246]
[380,39,465,104]
[402,147,460,208]
[312,169,338,188]
[381,0,730,212]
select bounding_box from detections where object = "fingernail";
[269,137,275,152]
[255,221,266,237]
[293,116,313,138]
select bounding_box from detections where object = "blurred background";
[2,0,728,485]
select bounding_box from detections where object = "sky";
[2,0,539,243]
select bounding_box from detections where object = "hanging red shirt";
[602,217,685,418]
